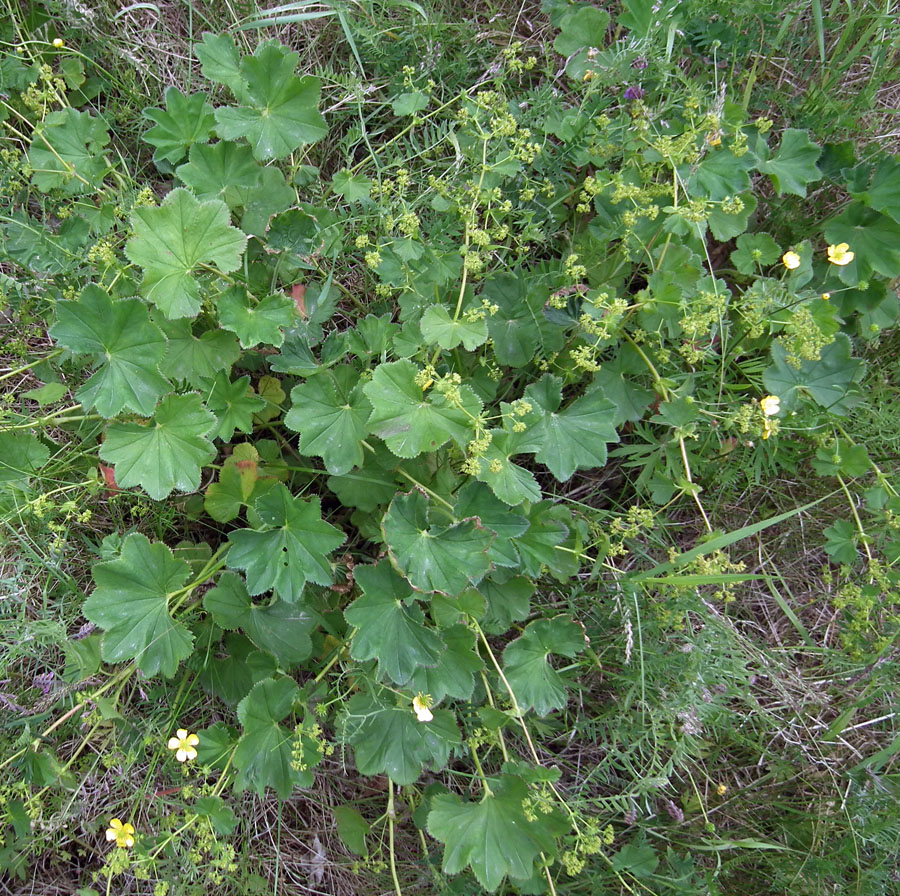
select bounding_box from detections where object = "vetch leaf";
[522,374,619,481]
[83,534,193,677]
[99,393,217,500]
[427,775,559,891]
[126,188,247,319]
[49,285,169,417]
[226,484,345,602]
[235,677,302,798]
[213,41,327,161]
[345,560,445,685]
[363,360,482,459]
[218,287,294,348]
[142,88,215,165]
[502,617,585,716]
[383,490,494,595]
[285,366,372,474]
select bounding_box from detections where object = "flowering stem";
[387,784,403,896]
[0,349,64,382]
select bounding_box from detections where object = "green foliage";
[3,8,900,895]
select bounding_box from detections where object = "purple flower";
[623,85,645,100]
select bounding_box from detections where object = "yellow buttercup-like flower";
[412,693,433,723]
[106,818,135,848]
[827,243,854,265]
[759,395,780,417]
[167,728,199,762]
[781,251,801,270]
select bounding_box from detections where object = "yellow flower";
[167,728,199,762]
[759,395,780,417]
[716,783,728,796]
[762,418,777,440]
[781,251,801,270]
[821,292,830,300]
[52,38,65,48]
[827,243,854,265]
[412,693,433,723]
[106,818,135,848]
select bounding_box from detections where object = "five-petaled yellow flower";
[827,243,854,265]
[167,728,199,762]
[781,251,801,270]
[759,395,780,417]
[106,818,135,848]
[412,693,433,723]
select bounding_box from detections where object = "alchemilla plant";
[2,0,900,892]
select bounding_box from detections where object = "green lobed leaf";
[363,360,482,459]
[420,304,489,351]
[453,480,528,568]
[126,188,248,319]
[502,617,585,716]
[226,484,345,602]
[482,274,566,368]
[472,429,541,506]
[82,533,193,677]
[213,41,327,161]
[195,33,245,93]
[405,624,483,702]
[849,154,900,224]
[342,691,460,785]
[99,393,217,500]
[49,285,169,418]
[514,501,571,578]
[202,372,266,442]
[553,6,610,55]
[235,677,302,798]
[217,287,294,349]
[427,775,560,891]
[157,318,241,387]
[754,128,822,198]
[521,374,619,481]
[29,108,109,194]
[142,88,215,165]
[383,490,494,595]
[285,366,372,474]
[176,139,259,201]
[763,333,865,415]
[0,433,50,489]
[344,561,445,685]
[204,572,316,666]
[331,169,372,203]
[823,202,900,285]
